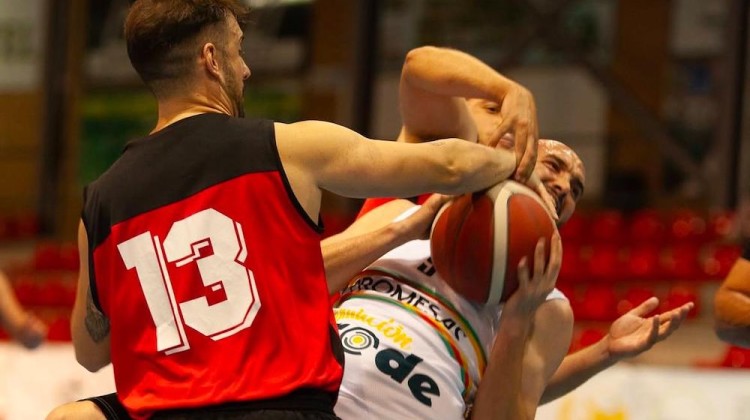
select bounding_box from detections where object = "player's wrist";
[598,335,625,364]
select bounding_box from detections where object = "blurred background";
[0,0,749,418]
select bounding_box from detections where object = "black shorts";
[81,393,130,420]
[82,389,339,420]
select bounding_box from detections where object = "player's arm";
[714,242,750,347]
[541,297,692,402]
[471,234,563,420]
[71,220,111,372]
[274,120,515,210]
[322,196,448,294]
[515,299,574,415]
[400,46,538,180]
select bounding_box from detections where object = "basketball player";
[329,47,692,419]
[63,2,539,419]
[0,269,47,349]
[713,238,750,347]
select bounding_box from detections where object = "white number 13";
[118,209,261,355]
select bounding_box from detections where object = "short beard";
[236,98,245,118]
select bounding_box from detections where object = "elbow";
[75,349,108,372]
[71,325,110,372]
[404,46,439,68]
[402,46,443,83]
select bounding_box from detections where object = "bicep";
[521,300,574,412]
[400,80,476,142]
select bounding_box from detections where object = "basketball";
[430,180,557,304]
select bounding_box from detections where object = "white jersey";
[334,238,566,420]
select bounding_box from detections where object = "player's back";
[82,113,343,418]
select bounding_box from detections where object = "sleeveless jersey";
[334,224,566,419]
[82,113,343,419]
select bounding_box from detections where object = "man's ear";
[201,42,222,80]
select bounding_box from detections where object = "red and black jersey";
[82,113,343,419]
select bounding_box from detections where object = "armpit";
[85,288,110,343]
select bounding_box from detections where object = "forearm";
[471,311,533,420]
[403,46,516,101]
[541,338,616,403]
[436,139,516,195]
[323,222,408,295]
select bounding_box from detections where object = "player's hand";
[526,172,559,222]
[394,194,452,242]
[490,84,539,183]
[505,232,562,316]
[605,297,693,361]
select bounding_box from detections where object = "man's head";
[124,0,251,116]
[536,139,585,225]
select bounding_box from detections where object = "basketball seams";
[487,182,510,304]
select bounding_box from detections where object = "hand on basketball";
[396,194,452,241]
[490,84,539,183]
[605,297,693,361]
[526,172,559,221]
[505,232,562,315]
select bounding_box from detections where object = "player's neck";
[152,95,232,134]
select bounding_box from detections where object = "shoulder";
[534,299,574,340]
[539,298,574,324]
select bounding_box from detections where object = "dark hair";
[124,0,250,96]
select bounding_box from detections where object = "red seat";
[33,242,62,271]
[589,210,625,243]
[47,316,72,342]
[628,210,666,244]
[575,285,619,322]
[662,285,699,318]
[719,346,750,369]
[702,243,742,279]
[617,286,658,317]
[569,327,607,353]
[12,276,39,306]
[559,212,588,242]
[587,244,624,282]
[661,243,702,281]
[666,209,707,243]
[558,242,589,284]
[58,243,79,271]
[625,244,662,281]
[706,210,735,241]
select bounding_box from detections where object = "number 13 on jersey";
[117,209,261,355]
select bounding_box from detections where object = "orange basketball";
[430,180,557,304]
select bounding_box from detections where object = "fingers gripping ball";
[430,180,557,304]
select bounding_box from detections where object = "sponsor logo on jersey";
[342,275,467,342]
[335,307,413,350]
[338,323,441,407]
